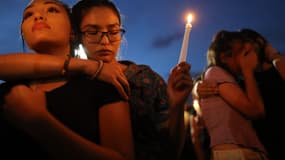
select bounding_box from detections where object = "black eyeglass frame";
[80,28,126,43]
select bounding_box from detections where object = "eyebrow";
[81,23,120,30]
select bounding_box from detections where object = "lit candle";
[178,14,193,63]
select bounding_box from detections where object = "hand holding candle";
[178,14,193,64]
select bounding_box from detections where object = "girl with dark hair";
[195,28,285,160]
[0,0,193,159]
[71,0,193,159]
[0,0,134,159]
[198,30,268,160]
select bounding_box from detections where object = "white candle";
[178,14,193,63]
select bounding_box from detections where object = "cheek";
[56,24,72,38]
[112,42,120,54]
[21,29,34,47]
[83,42,96,52]
[21,23,30,39]
[82,44,98,58]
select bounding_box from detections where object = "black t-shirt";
[0,77,123,159]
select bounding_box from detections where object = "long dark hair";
[207,30,243,67]
[239,28,267,63]
[204,30,245,81]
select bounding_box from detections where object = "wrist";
[241,68,254,77]
[90,60,104,79]
[68,58,88,76]
[82,60,103,78]
[81,59,95,76]
[272,54,282,67]
[169,102,185,114]
[61,54,71,77]
[269,52,281,62]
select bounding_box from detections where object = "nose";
[98,33,110,44]
[34,12,45,21]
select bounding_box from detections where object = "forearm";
[189,114,206,160]
[0,53,100,80]
[192,141,206,160]
[29,112,128,160]
[168,103,186,159]
[0,53,65,80]
[243,70,265,118]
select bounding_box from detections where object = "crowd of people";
[0,0,284,160]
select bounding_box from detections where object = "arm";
[3,85,134,160]
[189,114,206,160]
[99,101,134,160]
[218,46,265,119]
[0,53,129,100]
[264,44,285,80]
[0,53,65,80]
[167,62,193,159]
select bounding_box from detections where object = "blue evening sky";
[1,0,284,80]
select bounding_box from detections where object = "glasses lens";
[83,29,125,43]
[108,30,125,42]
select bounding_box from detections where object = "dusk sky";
[1,0,285,80]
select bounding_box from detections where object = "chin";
[97,56,112,63]
[102,59,112,63]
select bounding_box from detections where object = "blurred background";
[1,0,284,80]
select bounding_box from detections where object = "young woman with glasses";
[0,0,134,159]
[71,0,193,159]
[0,0,193,159]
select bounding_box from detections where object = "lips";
[32,22,51,32]
[97,49,112,56]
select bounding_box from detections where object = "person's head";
[207,30,247,74]
[72,0,125,62]
[21,0,73,56]
[239,28,267,64]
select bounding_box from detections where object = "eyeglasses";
[81,29,126,43]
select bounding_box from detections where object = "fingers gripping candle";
[178,14,193,63]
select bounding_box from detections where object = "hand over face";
[238,42,258,74]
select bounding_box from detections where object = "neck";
[34,42,71,58]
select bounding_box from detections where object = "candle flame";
[187,14,193,24]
